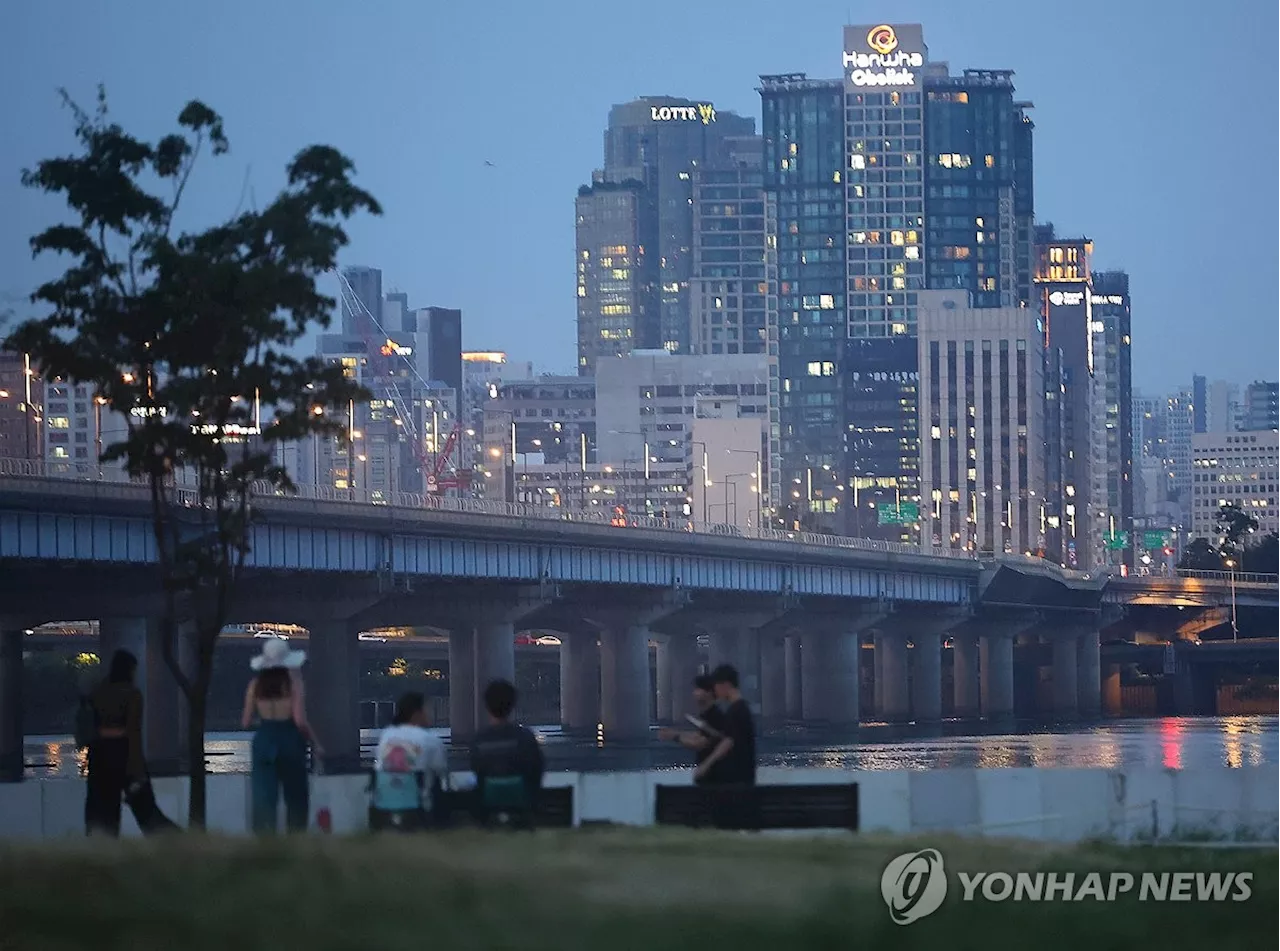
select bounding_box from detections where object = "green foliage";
[1214,502,1259,558]
[3,87,380,824]
[1178,537,1223,571]
[1243,532,1278,575]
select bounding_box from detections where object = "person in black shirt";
[658,675,729,785]
[696,664,756,786]
[469,679,545,829]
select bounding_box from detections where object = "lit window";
[985,155,995,168]
[850,154,866,170]
[807,362,822,376]
[819,294,835,309]
[891,323,908,335]
[931,426,942,440]
[789,143,797,155]
[890,231,905,246]
[905,246,920,260]
[48,416,70,429]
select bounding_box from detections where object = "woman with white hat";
[240,635,322,833]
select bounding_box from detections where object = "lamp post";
[93,395,107,478]
[1224,557,1239,642]
[725,448,761,530]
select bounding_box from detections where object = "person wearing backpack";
[368,691,449,832]
[81,650,145,836]
[469,679,544,830]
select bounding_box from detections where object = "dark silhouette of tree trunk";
[4,87,378,826]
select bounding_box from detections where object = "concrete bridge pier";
[99,616,186,775]
[1102,663,1123,715]
[304,617,362,773]
[559,630,600,732]
[784,634,802,719]
[0,625,22,782]
[1052,635,1080,718]
[800,608,884,724]
[448,627,476,739]
[874,632,910,722]
[899,610,967,723]
[653,636,673,723]
[980,634,1015,718]
[474,621,516,720]
[665,634,701,722]
[953,633,980,718]
[758,632,787,725]
[599,625,652,740]
[1077,629,1102,718]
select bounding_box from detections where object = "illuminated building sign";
[650,104,717,124]
[1090,295,1125,305]
[462,351,507,363]
[1048,291,1085,307]
[843,24,925,87]
[380,339,413,357]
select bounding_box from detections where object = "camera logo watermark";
[880,850,1255,925]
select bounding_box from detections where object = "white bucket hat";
[249,635,306,671]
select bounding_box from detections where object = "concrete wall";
[1,766,1275,843]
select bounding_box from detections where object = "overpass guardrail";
[0,456,975,562]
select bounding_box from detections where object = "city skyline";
[1,0,1277,389]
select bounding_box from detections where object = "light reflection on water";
[23,715,1278,779]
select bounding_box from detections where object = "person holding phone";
[657,674,729,786]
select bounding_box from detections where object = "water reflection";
[22,715,1279,779]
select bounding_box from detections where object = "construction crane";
[331,269,473,495]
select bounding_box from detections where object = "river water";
[24,715,1278,779]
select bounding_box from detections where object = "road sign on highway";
[878,502,920,525]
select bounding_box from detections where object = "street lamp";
[726,447,761,530]
[1224,557,1239,642]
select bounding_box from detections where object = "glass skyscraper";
[759,24,1035,539]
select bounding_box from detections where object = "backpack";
[73,694,98,750]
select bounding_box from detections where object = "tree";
[1178,537,1223,571]
[1215,502,1259,558]
[4,89,379,825]
[1243,532,1278,575]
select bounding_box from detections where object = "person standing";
[469,679,544,829]
[241,636,321,833]
[370,691,449,832]
[83,649,145,836]
[658,674,729,786]
[696,665,757,828]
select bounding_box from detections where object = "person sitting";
[469,679,544,829]
[369,691,449,832]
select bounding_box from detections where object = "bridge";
[1,461,1275,779]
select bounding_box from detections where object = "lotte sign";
[650,103,717,124]
[843,23,926,89]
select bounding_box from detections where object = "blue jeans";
[251,720,309,833]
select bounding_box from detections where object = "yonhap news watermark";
[881,849,1255,925]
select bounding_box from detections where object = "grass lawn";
[0,829,1274,950]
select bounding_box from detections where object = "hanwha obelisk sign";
[843,23,928,91]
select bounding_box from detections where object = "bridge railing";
[0,455,980,562]
[1175,569,1279,587]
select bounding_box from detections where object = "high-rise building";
[758,73,848,531]
[575,176,660,374]
[1091,271,1134,566]
[689,138,768,357]
[1193,376,1241,433]
[340,265,382,337]
[0,351,41,462]
[917,290,1046,555]
[758,25,1035,541]
[414,307,463,398]
[1191,430,1279,541]
[600,97,756,356]
[1034,224,1097,568]
[1241,380,1279,432]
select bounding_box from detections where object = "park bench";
[653,782,859,832]
[434,784,575,828]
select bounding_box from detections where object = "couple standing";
[660,663,756,787]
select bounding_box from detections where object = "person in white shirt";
[369,692,449,832]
